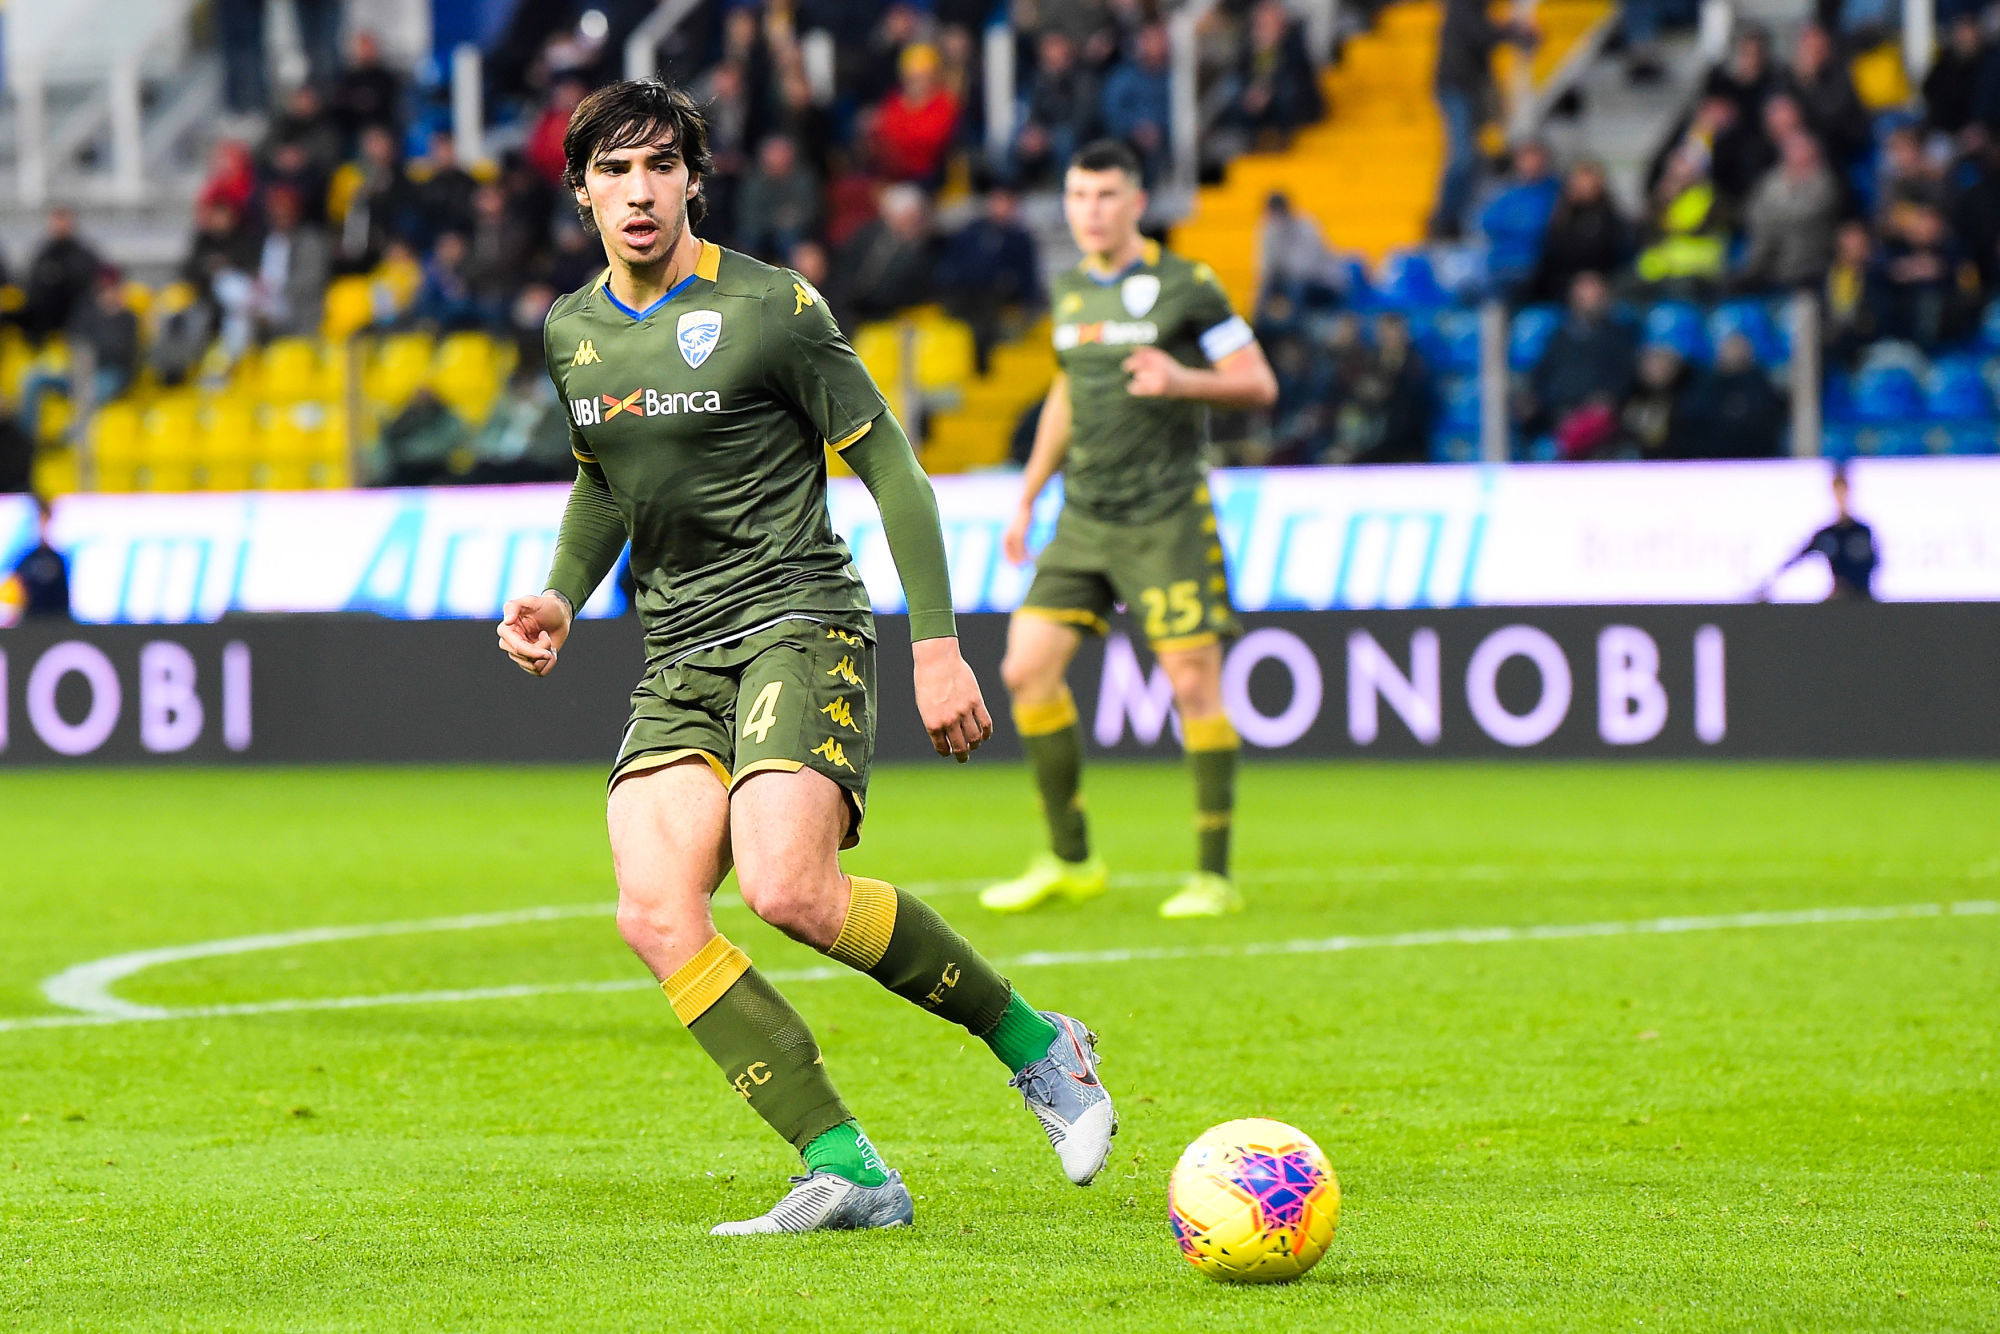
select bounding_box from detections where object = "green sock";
[666,937,852,1154]
[1016,696,1090,863]
[802,1119,890,1187]
[826,878,1037,1069]
[1186,716,1239,879]
[983,989,1061,1075]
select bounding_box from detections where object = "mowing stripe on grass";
[4,899,1992,1036]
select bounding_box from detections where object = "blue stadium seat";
[1440,375,1482,428]
[1851,364,1924,421]
[1373,250,1451,309]
[1707,300,1788,366]
[1642,302,1710,364]
[1924,360,1995,419]
[1429,310,1482,373]
[1821,423,1860,459]
[1509,305,1561,370]
[1979,299,2000,351]
[1942,421,1999,453]
[1822,369,1855,422]
[1428,424,1480,463]
[1336,256,1374,309]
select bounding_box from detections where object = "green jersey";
[543,241,887,664]
[1050,240,1252,523]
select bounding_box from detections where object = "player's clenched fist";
[911,636,994,762]
[497,593,573,676]
[1122,345,1185,398]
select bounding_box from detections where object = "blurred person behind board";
[1761,465,1878,600]
[7,496,70,621]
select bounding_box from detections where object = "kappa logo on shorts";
[676,309,722,368]
[811,737,855,771]
[826,655,863,688]
[825,627,863,646]
[820,698,859,732]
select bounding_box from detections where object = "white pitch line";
[1,900,1991,1036]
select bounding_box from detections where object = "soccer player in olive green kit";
[982,141,1277,921]
[497,81,1115,1235]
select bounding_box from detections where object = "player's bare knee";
[1001,648,1060,702]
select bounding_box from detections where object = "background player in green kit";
[495,81,1116,1235]
[982,141,1278,921]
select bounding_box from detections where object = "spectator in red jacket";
[525,78,588,188]
[872,43,961,186]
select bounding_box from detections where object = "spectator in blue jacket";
[1477,140,1562,298]
[937,185,1044,373]
[1101,24,1173,181]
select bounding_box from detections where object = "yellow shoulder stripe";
[695,239,721,281]
[827,420,873,451]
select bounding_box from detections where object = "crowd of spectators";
[2,1,1333,486]
[1254,16,2000,463]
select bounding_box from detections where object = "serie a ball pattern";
[1166,1118,1340,1283]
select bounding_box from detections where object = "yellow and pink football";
[1166,1118,1340,1283]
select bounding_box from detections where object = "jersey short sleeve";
[1186,260,1254,366]
[761,271,889,449]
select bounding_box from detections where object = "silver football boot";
[709,1169,915,1236]
[1010,1011,1118,1186]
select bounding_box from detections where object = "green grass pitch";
[2,761,1995,1331]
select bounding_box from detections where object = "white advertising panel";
[3,460,1997,624]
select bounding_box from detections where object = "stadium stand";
[0,0,1994,494]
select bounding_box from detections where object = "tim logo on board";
[0,638,253,760]
[1091,618,1728,757]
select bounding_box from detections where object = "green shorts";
[611,618,876,848]
[1021,491,1239,651]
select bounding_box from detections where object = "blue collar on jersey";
[1084,257,1144,287]
[603,268,702,322]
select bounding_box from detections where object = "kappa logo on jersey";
[1053,319,1160,351]
[793,280,821,314]
[1121,273,1160,317]
[569,387,724,425]
[569,339,601,367]
[676,308,722,369]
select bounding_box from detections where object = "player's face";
[1063,167,1146,258]
[579,133,696,270]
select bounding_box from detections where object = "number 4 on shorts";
[743,682,783,744]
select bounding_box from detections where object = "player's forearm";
[1017,381,1072,509]
[544,462,626,614]
[1168,363,1279,410]
[841,412,957,642]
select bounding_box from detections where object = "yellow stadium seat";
[139,391,202,490]
[0,325,31,402]
[911,314,977,393]
[431,332,507,426]
[121,281,154,322]
[35,391,72,447]
[1852,43,1913,110]
[88,401,144,490]
[198,394,260,490]
[322,275,375,341]
[259,337,327,404]
[364,332,437,411]
[32,447,81,497]
[853,322,907,420]
[327,161,366,228]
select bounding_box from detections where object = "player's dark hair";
[562,78,712,230]
[1070,139,1144,183]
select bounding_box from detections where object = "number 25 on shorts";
[1139,581,1202,640]
[743,682,783,744]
